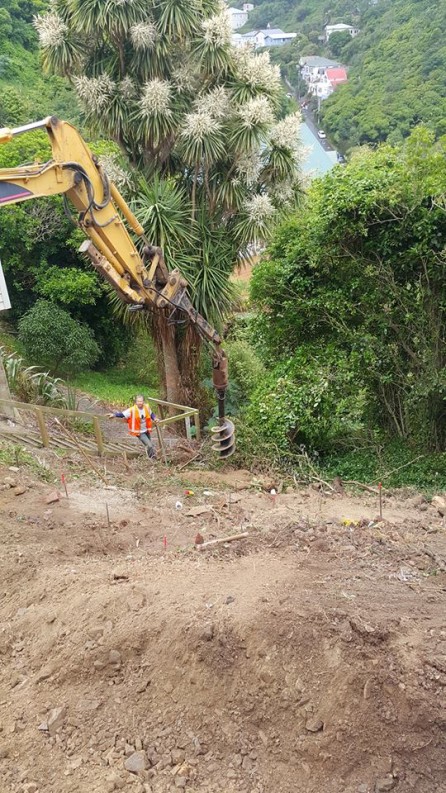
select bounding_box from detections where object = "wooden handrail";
[0,396,200,457]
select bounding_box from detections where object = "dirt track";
[0,457,445,793]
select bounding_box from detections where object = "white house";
[242,2,254,10]
[324,23,359,41]
[234,27,296,48]
[227,7,248,29]
[299,55,341,84]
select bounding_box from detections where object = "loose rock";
[45,491,60,505]
[375,776,396,792]
[305,718,324,733]
[14,486,27,496]
[47,705,66,736]
[201,624,214,642]
[109,649,121,666]
[171,748,185,765]
[124,751,148,774]
[431,496,446,516]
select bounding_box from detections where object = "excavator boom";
[0,116,235,458]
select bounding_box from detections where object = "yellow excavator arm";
[0,116,234,458]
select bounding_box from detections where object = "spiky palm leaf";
[68,0,151,37]
[131,176,198,268]
[158,0,201,39]
[178,114,226,167]
[260,145,299,185]
[189,206,237,327]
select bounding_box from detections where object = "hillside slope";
[246,0,445,148]
[0,0,76,127]
[322,0,446,146]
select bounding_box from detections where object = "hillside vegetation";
[0,0,76,126]
[246,0,446,148]
[322,0,446,147]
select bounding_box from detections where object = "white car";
[317,129,326,140]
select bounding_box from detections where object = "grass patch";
[0,442,54,482]
[319,441,446,493]
[72,369,159,408]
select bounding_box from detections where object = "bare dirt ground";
[0,453,445,793]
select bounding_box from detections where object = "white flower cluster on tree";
[119,76,136,99]
[202,9,232,47]
[235,150,262,186]
[194,87,231,119]
[172,64,199,93]
[74,75,116,113]
[98,153,132,191]
[34,12,67,49]
[245,193,276,221]
[269,180,296,207]
[181,112,221,141]
[270,112,302,152]
[139,79,172,116]
[239,96,273,127]
[234,50,281,93]
[130,21,157,49]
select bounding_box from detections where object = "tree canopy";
[249,127,446,453]
[322,0,446,147]
[244,0,446,149]
[33,0,304,403]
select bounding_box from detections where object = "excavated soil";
[0,456,445,793]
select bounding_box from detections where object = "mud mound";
[0,463,445,793]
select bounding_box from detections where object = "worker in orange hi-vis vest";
[109,394,157,459]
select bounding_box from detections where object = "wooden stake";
[155,423,168,465]
[378,482,383,520]
[196,532,249,550]
[106,502,111,527]
[61,473,69,498]
[54,418,108,484]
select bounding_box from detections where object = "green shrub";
[18,299,99,376]
[243,345,368,454]
[225,339,266,402]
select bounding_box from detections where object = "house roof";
[325,23,354,30]
[243,28,289,36]
[326,67,348,84]
[228,7,245,12]
[300,56,341,68]
[264,32,296,39]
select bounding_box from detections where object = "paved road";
[301,107,335,153]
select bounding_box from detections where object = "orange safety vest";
[127,404,152,437]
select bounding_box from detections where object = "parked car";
[317,130,326,140]
[336,152,346,164]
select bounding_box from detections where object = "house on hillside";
[227,6,248,29]
[313,67,348,99]
[300,56,341,82]
[232,27,297,48]
[243,2,254,10]
[324,23,359,41]
[299,56,348,99]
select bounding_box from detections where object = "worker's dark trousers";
[138,431,156,458]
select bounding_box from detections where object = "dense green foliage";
[242,0,362,33]
[322,0,446,147]
[247,129,446,459]
[0,0,76,126]
[246,0,446,149]
[18,299,100,375]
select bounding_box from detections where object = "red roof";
[326,67,348,86]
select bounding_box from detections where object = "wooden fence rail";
[0,396,200,457]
